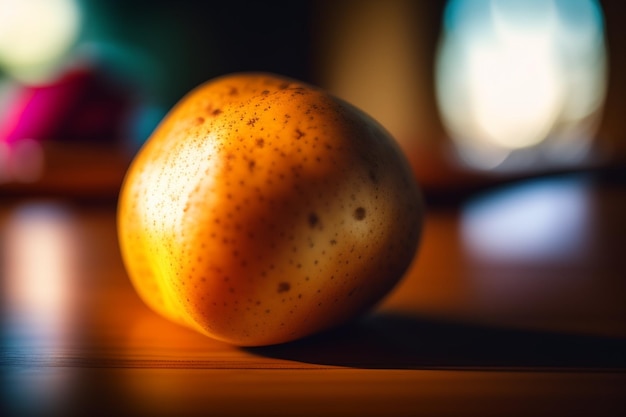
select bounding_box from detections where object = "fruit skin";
[118,72,423,346]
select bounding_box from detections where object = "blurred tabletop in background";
[1,170,624,417]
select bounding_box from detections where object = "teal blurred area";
[0,0,624,200]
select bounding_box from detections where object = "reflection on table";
[1,173,625,417]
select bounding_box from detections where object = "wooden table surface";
[1,172,625,417]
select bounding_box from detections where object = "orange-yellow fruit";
[117,73,423,346]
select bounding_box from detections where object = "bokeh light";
[461,176,591,262]
[0,0,82,82]
[1,203,81,415]
[436,0,608,170]
[459,176,596,315]
[2,203,80,348]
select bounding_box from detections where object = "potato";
[117,73,423,346]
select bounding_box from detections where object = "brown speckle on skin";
[308,212,319,228]
[278,282,291,293]
[354,207,366,220]
[206,104,222,116]
[295,129,305,139]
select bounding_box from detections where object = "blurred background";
[0,0,624,200]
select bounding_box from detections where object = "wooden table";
[1,172,624,416]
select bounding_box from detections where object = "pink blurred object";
[0,65,130,145]
[0,65,133,192]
